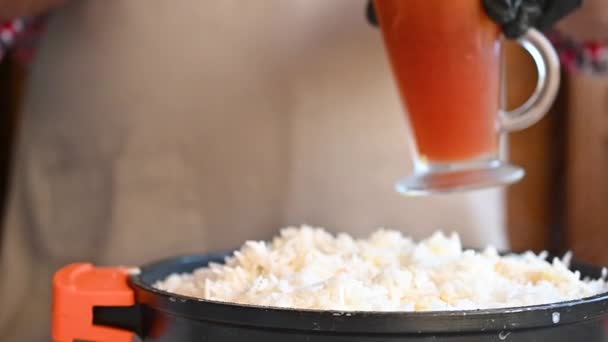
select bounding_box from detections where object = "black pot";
[53,253,608,342]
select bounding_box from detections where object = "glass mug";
[374,0,560,195]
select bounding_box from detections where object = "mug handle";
[500,28,561,132]
[53,263,139,342]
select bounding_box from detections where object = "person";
[0,0,585,340]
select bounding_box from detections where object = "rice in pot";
[154,226,608,311]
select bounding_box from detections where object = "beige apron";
[0,1,506,340]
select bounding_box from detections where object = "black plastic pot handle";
[93,305,144,338]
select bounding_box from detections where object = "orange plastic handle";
[53,263,136,342]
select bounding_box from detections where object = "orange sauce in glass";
[375,0,502,162]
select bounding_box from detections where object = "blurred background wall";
[505,39,608,264]
[504,41,567,254]
[0,22,606,263]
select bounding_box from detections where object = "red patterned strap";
[548,30,608,75]
[0,16,47,65]
[0,19,25,61]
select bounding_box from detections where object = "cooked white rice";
[154,226,608,311]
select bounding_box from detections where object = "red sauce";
[375,0,502,162]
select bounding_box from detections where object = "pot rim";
[129,253,608,334]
